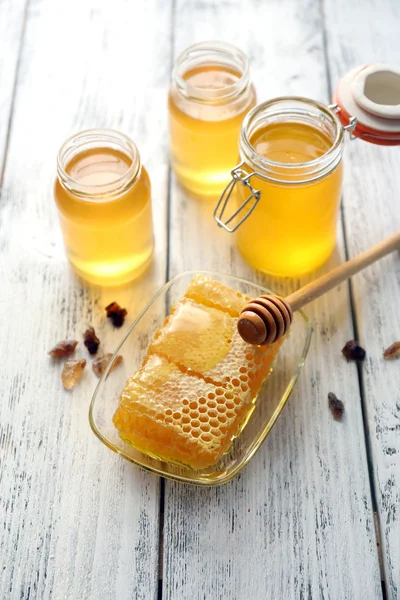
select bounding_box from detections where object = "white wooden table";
[1,0,399,598]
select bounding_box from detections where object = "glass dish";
[89,271,312,486]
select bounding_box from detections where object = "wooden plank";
[322,0,400,596]
[0,0,27,176]
[163,0,382,598]
[0,0,172,598]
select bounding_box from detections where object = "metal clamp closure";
[213,164,261,233]
[329,103,358,140]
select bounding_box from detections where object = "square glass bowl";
[89,271,312,486]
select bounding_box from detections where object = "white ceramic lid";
[333,63,400,145]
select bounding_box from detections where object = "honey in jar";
[54,129,154,285]
[214,98,344,277]
[168,42,256,198]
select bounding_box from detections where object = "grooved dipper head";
[237,295,293,345]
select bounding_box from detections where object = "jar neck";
[239,98,344,184]
[57,129,141,201]
[172,41,250,104]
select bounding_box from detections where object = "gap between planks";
[0,0,29,187]
[319,0,386,591]
[158,1,176,597]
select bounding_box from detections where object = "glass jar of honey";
[168,41,256,198]
[54,129,154,286]
[214,98,345,277]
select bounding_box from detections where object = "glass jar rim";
[172,41,250,103]
[240,97,344,183]
[57,128,141,201]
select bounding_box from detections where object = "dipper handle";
[238,230,400,345]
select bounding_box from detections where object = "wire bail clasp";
[329,103,358,140]
[213,164,261,233]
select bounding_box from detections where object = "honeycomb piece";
[113,355,249,469]
[149,298,234,374]
[113,276,284,470]
[149,297,276,392]
[204,325,283,396]
[185,274,248,317]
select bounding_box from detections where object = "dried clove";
[328,392,345,420]
[383,341,400,360]
[62,359,87,390]
[342,340,366,362]
[48,340,78,358]
[105,302,127,327]
[83,326,100,355]
[92,353,123,377]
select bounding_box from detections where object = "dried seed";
[62,359,86,390]
[105,302,127,327]
[92,353,123,377]
[342,340,366,362]
[383,341,400,360]
[83,326,100,355]
[48,340,78,358]
[328,392,344,420]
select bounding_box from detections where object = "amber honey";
[169,42,256,198]
[54,130,154,285]
[232,99,344,277]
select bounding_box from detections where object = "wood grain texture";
[323,0,400,596]
[0,0,27,176]
[0,0,172,598]
[2,0,398,598]
[163,0,382,598]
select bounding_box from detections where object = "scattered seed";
[92,353,123,377]
[328,392,345,420]
[48,340,78,358]
[105,302,127,327]
[62,359,86,390]
[83,326,100,355]
[383,341,400,360]
[342,340,366,362]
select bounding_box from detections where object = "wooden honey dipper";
[237,230,400,345]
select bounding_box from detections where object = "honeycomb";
[185,273,248,317]
[149,298,234,374]
[113,275,283,469]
